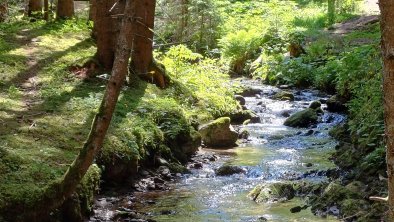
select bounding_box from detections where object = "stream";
[90,79,346,222]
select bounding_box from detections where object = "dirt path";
[11,29,44,114]
[330,15,379,35]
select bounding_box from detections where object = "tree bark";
[57,0,74,19]
[10,0,135,220]
[379,0,394,220]
[129,0,167,88]
[94,0,123,70]
[0,0,7,22]
[89,0,96,21]
[28,0,43,17]
[44,0,49,20]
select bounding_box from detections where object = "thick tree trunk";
[9,0,135,221]
[379,0,394,220]
[28,0,43,17]
[130,0,167,88]
[89,0,96,21]
[94,0,123,70]
[44,0,49,20]
[57,0,74,19]
[0,0,7,22]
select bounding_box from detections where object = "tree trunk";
[130,0,167,88]
[9,0,135,220]
[57,0,74,19]
[379,0,394,220]
[0,0,7,22]
[89,0,96,21]
[28,0,42,17]
[94,0,123,70]
[44,0,49,20]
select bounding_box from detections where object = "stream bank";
[89,79,351,222]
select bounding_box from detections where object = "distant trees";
[57,0,74,19]
[155,0,220,52]
[379,0,394,220]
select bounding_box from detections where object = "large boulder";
[199,117,238,148]
[284,108,318,128]
[326,95,347,113]
[248,182,295,203]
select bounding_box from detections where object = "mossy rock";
[199,117,238,148]
[229,110,256,124]
[284,108,318,128]
[215,165,245,176]
[326,95,347,113]
[310,182,362,215]
[248,182,295,203]
[309,100,321,109]
[241,86,263,97]
[273,91,295,101]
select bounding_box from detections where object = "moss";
[76,164,101,214]
[273,91,295,101]
[249,182,295,203]
[284,108,318,128]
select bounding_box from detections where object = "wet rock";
[257,101,263,106]
[216,165,246,176]
[305,163,313,167]
[153,177,165,184]
[241,86,263,97]
[243,119,250,125]
[250,115,261,123]
[248,182,295,203]
[199,117,238,148]
[191,162,203,169]
[284,108,318,128]
[155,157,169,166]
[235,95,246,105]
[279,85,290,89]
[157,166,170,176]
[229,110,256,124]
[309,100,321,109]
[326,95,347,112]
[139,170,150,177]
[239,128,250,139]
[160,210,174,215]
[280,110,291,117]
[258,216,268,221]
[290,206,302,213]
[304,129,314,136]
[273,91,295,101]
[310,182,362,216]
[268,134,285,140]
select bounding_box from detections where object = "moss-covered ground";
[0,19,238,214]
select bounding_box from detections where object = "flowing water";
[91,80,345,222]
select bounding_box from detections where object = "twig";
[341,211,363,221]
[369,196,388,202]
